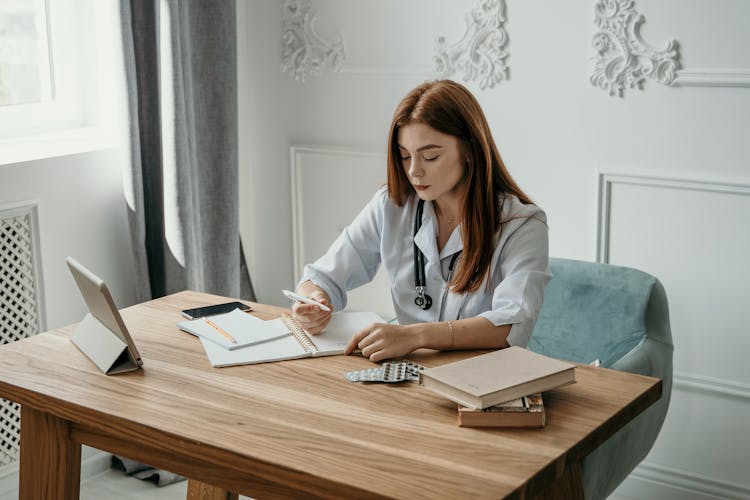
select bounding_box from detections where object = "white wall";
[237,0,750,498]
[0,149,136,330]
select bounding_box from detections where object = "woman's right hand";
[290,282,332,335]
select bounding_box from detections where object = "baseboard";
[0,462,17,499]
[614,461,750,500]
[0,450,112,498]
[80,450,114,480]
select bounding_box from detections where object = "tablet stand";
[71,313,139,375]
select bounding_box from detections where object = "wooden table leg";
[19,406,81,500]
[186,479,239,500]
[532,461,584,500]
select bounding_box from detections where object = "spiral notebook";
[177,309,291,350]
[197,311,385,367]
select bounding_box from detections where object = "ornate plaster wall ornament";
[281,0,344,83]
[434,0,509,90]
[590,0,680,96]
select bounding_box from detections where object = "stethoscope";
[413,199,462,313]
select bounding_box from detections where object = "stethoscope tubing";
[413,199,462,316]
[414,199,427,291]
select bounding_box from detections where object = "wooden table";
[0,291,661,499]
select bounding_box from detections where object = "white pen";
[282,289,332,312]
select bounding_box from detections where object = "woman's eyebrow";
[398,144,444,152]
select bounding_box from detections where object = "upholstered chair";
[529,258,674,500]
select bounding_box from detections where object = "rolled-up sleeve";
[478,215,551,347]
[299,189,386,311]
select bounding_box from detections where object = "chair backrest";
[530,258,674,500]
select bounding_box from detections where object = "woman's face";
[397,122,466,204]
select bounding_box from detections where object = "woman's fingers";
[293,307,332,334]
[346,324,390,358]
[349,324,419,362]
[344,326,372,355]
[308,292,331,309]
[306,315,332,334]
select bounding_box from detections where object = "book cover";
[457,393,545,428]
[419,346,575,409]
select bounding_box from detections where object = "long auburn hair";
[386,80,533,294]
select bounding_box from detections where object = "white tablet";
[66,257,143,373]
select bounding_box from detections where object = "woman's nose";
[407,159,423,178]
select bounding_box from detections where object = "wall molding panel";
[674,68,750,88]
[281,0,344,82]
[597,170,750,498]
[590,0,680,97]
[289,145,394,319]
[434,0,509,89]
[623,460,750,500]
[290,145,384,281]
[597,172,750,262]
[673,372,750,401]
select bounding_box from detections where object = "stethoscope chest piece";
[415,286,432,310]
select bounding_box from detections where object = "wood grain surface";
[0,291,661,499]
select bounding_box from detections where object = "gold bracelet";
[447,321,455,350]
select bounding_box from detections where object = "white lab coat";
[301,187,551,346]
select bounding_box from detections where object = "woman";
[292,80,550,362]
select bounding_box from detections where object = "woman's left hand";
[344,323,422,362]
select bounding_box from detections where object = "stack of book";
[419,346,576,428]
[457,393,546,428]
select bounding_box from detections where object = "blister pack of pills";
[345,360,425,383]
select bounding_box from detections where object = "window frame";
[0,0,122,165]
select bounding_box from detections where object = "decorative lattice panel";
[0,400,20,466]
[0,205,44,466]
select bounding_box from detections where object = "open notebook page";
[307,311,385,355]
[199,333,308,367]
[195,311,386,367]
[177,310,290,350]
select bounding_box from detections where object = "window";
[0,0,53,107]
[0,0,122,164]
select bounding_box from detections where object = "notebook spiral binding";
[281,315,317,354]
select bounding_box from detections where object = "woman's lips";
[414,185,429,191]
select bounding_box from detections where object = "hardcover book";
[457,393,545,428]
[419,346,576,409]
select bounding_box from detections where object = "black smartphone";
[181,301,252,320]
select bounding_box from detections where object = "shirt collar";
[440,227,463,259]
[414,201,463,262]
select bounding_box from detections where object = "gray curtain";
[120,0,255,302]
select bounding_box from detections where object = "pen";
[282,289,332,312]
[204,318,237,344]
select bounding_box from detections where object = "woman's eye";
[424,155,439,162]
[401,156,411,161]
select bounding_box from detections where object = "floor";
[1,467,634,499]
[79,469,189,500]
[1,468,254,500]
